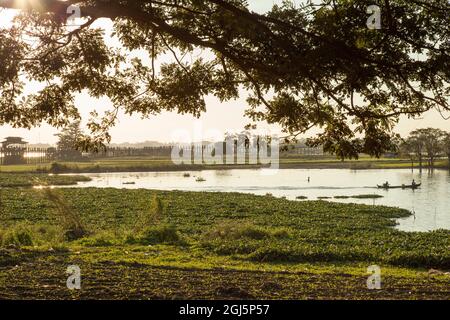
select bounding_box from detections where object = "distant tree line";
[53,121,450,170]
[399,128,450,170]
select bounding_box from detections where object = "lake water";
[67,169,450,232]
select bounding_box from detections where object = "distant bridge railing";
[0,145,325,165]
[0,147,56,165]
[86,146,174,159]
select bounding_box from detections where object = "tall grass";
[127,224,184,245]
[127,195,183,245]
[42,188,87,241]
[204,220,291,241]
[135,195,164,230]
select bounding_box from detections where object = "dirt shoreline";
[1,251,448,300]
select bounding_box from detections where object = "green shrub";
[0,223,67,247]
[49,162,68,174]
[1,227,33,247]
[204,221,290,241]
[131,224,183,245]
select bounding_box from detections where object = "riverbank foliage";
[0,188,448,269]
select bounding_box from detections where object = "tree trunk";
[419,154,423,172]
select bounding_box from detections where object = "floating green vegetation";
[0,188,447,270]
[1,188,449,299]
[351,194,384,199]
[334,195,384,199]
[0,173,90,188]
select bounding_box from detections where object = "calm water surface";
[68,169,450,232]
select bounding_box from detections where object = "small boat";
[123,181,136,185]
[377,183,421,189]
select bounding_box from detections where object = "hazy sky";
[0,0,448,144]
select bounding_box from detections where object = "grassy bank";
[0,173,91,188]
[0,187,449,299]
[1,157,449,174]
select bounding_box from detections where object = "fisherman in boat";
[383,181,390,188]
[412,179,417,187]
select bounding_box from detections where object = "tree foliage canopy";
[402,127,449,167]
[0,0,448,157]
[55,119,84,160]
